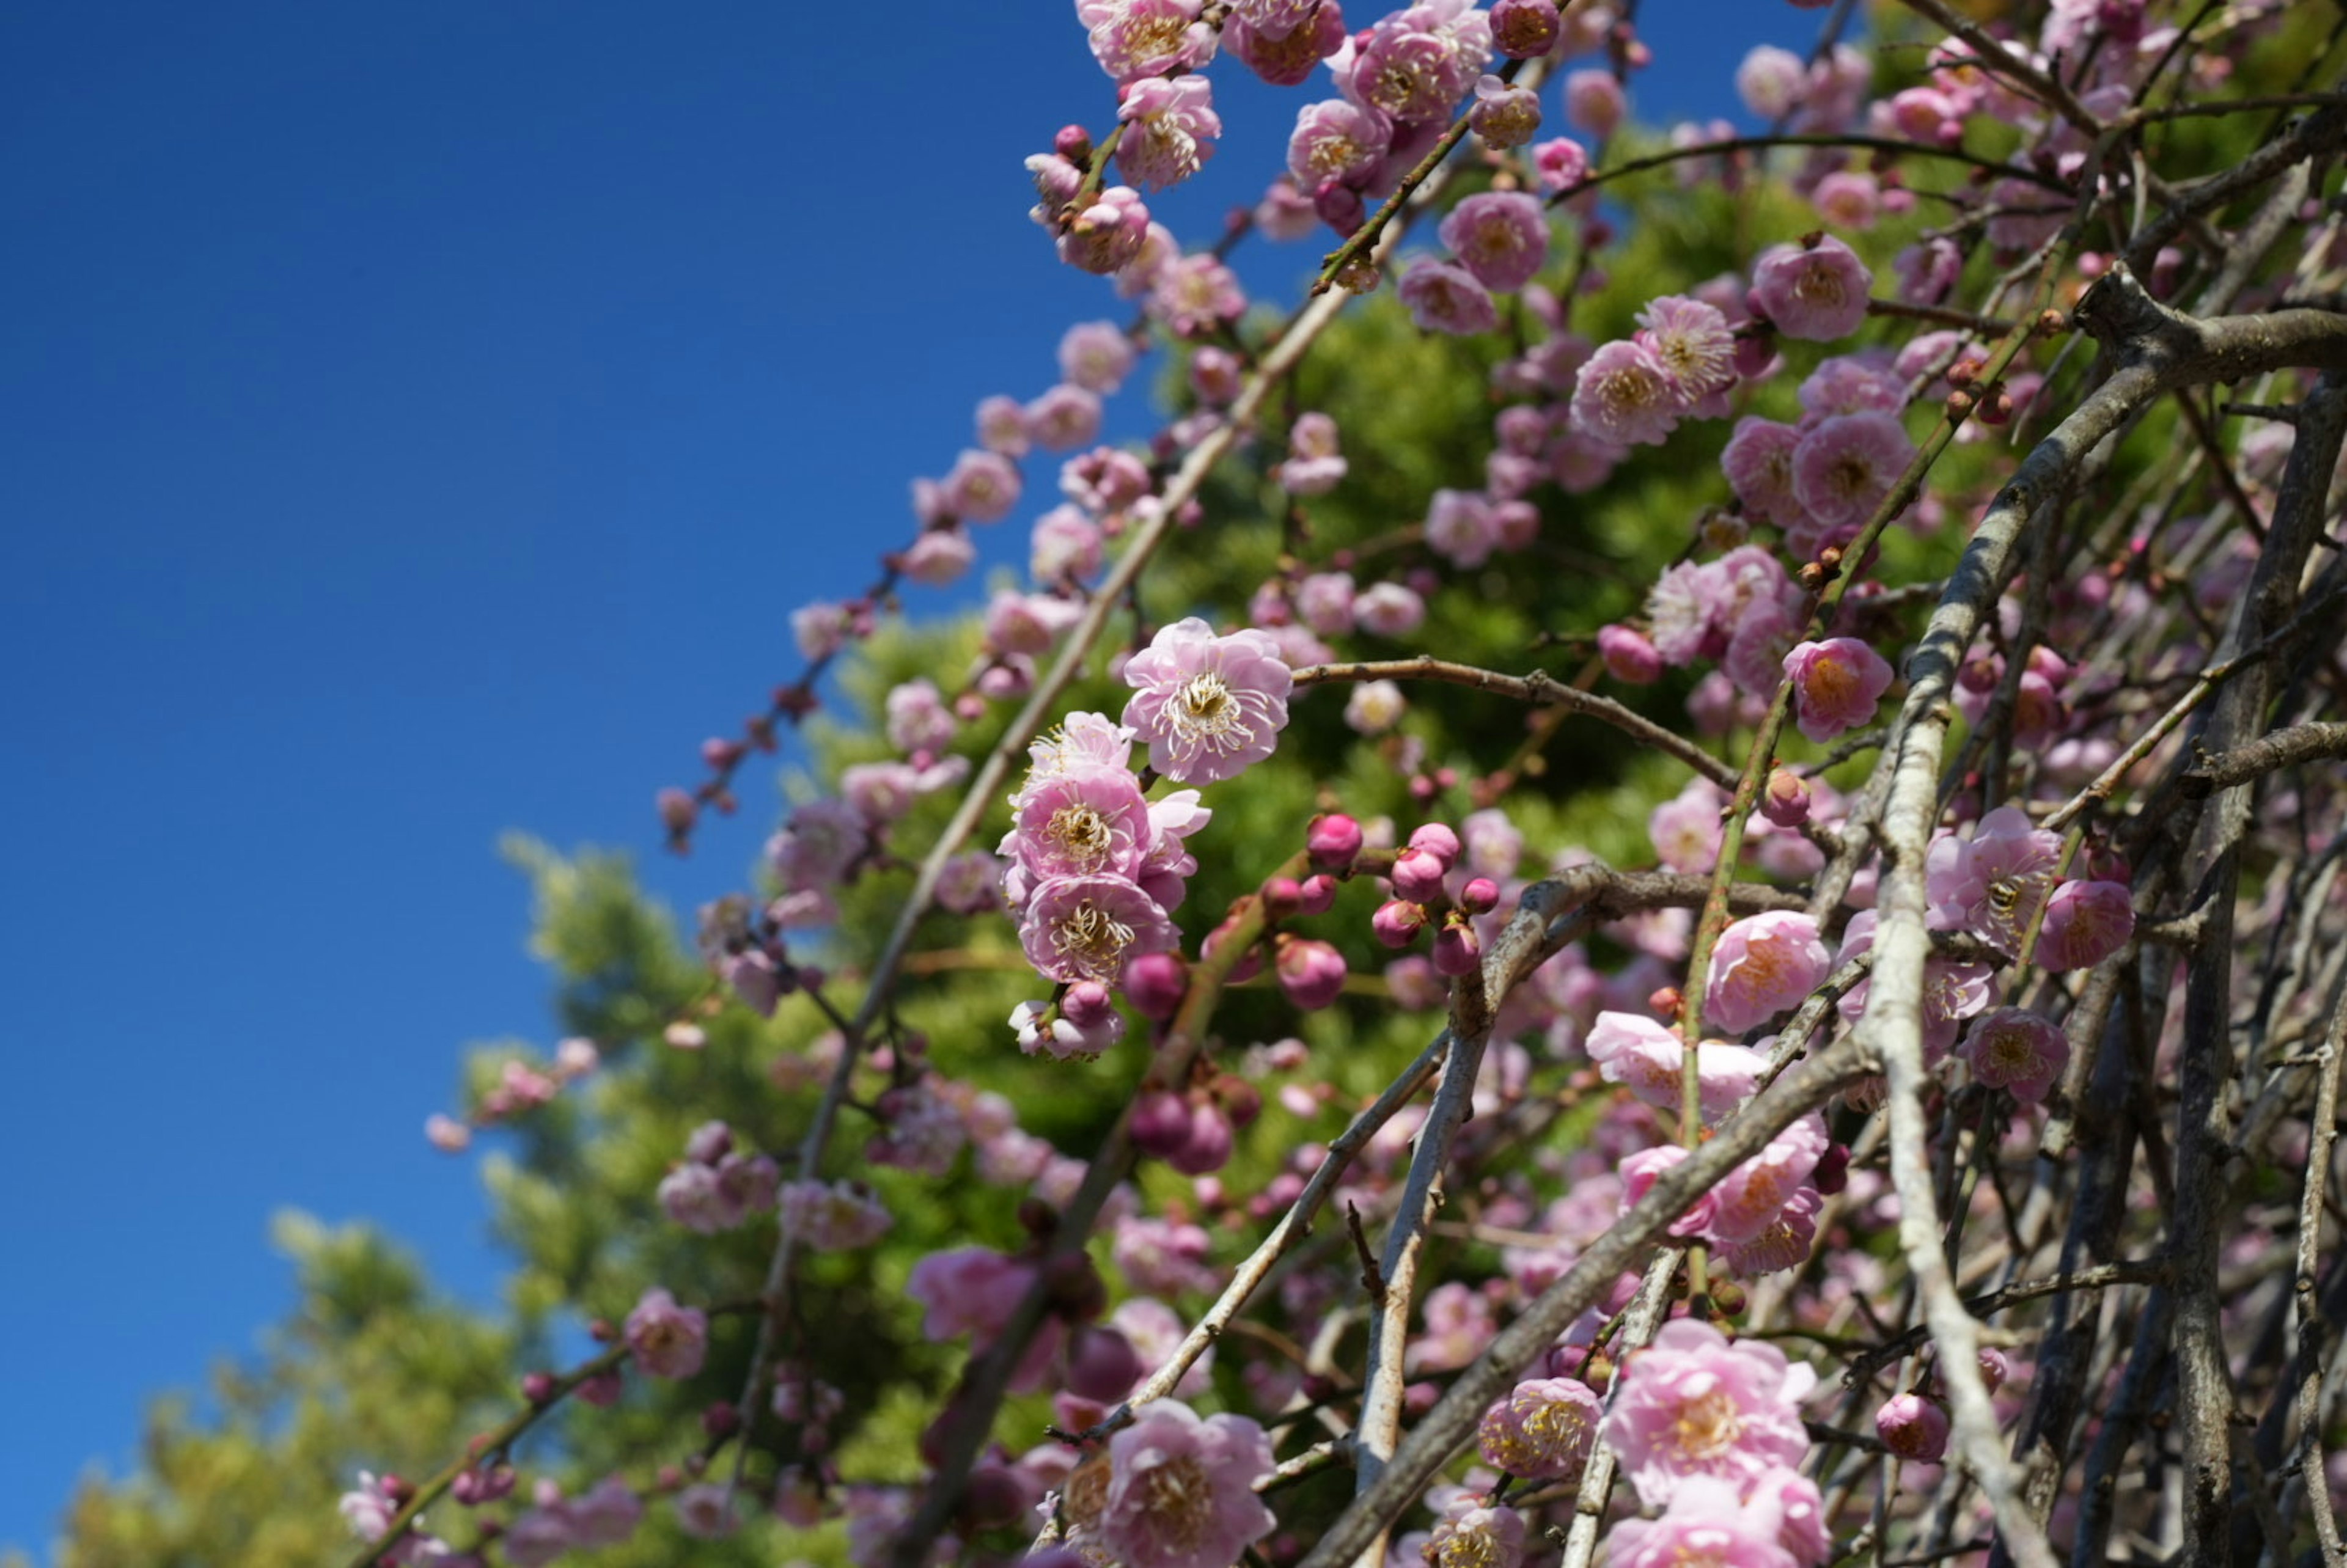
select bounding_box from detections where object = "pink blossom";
[1563,67,1625,136]
[778,1178,892,1250]
[1706,1111,1828,1244]
[1277,412,1348,497]
[1032,506,1105,584]
[941,449,1021,524]
[1150,254,1246,337]
[1649,777,1727,872]
[1079,0,1217,82]
[1062,445,1154,515]
[1603,1319,1816,1505]
[1533,136,1590,192]
[1600,623,1664,684]
[1225,1,1347,86]
[1782,637,1895,744]
[2037,879,2134,970]
[1750,235,1873,340]
[1121,617,1293,784]
[1706,911,1830,1033]
[1005,766,1153,886]
[1606,1475,1801,1568]
[1479,1377,1604,1481]
[625,1287,708,1379]
[1018,874,1178,985]
[1736,45,1807,119]
[1571,339,1681,447]
[1470,75,1543,150]
[1027,383,1105,450]
[1096,1401,1277,1568]
[1959,1008,2069,1102]
[1947,805,2064,956]
[1792,411,1914,533]
[1798,353,1906,420]
[1833,910,1992,1062]
[1347,3,1491,122]
[1717,1184,1823,1278]
[1441,192,1550,295]
[1060,320,1137,394]
[1354,581,1426,636]
[1585,1011,1768,1123]
[1399,259,1500,335]
[425,1113,471,1152]
[1287,98,1391,187]
[1057,186,1154,275]
[1637,296,1736,403]
[1724,590,1806,700]
[1012,981,1128,1060]
[1876,1393,1950,1462]
[1228,0,1321,41]
[1425,487,1499,567]
[1117,77,1221,192]
[1427,1498,1527,1568]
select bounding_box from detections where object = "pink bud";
[702,1401,741,1437]
[1372,899,1427,948]
[1060,980,1118,1030]
[1262,876,1305,918]
[1812,1142,1850,1195]
[1054,124,1093,163]
[1390,846,1449,904]
[425,1113,472,1152]
[1598,623,1663,684]
[1066,1325,1144,1402]
[1977,1347,2011,1394]
[1276,937,1350,1011]
[1457,877,1500,915]
[1131,1089,1194,1157]
[522,1371,557,1405]
[1122,952,1189,1019]
[1761,766,1812,828]
[1875,1393,1950,1462]
[1203,917,1265,983]
[1296,873,1340,915]
[1307,812,1365,871]
[1432,920,1482,976]
[656,787,699,836]
[1408,822,1463,866]
[1168,1101,1235,1176]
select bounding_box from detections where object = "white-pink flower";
[1782,637,1895,744]
[1120,617,1293,785]
[1603,1319,1816,1506]
[1096,1400,1277,1568]
[1705,910,1831,1034]
[1750,235,1873,341]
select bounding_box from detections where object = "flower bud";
[1122,952,1189,1019]
[1214,1074,1263,1129]
[1458,877,1500,915]
[1875,1393,1951,1462]
[1053,124,1093,164]
[1977,1347,2011,1394]
[1597,623,1663,684]
[1262,876,1305,919]
[1130,1089,1194,1158]
[1296,873,1340,915]
[1432,920,1482,976]
[1408,822,1462,866]
[1761,766,1812,828]
[1307,812,1365,871]
[1276,936,1350,1011]
[1812,1142,1850,1195]
[1390,846,1449,903]
[1372,899,1427,948]
[1066,1324,1145,1402]
[656,787,699,836]
[1168,1100,1235,1176]
[522,1371,557,1405]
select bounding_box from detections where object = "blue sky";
[0,2,1816,1553]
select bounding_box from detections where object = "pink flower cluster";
[1568,293,1737,447]
[656,1119,781,1233]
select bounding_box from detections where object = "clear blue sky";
[0,2,1815,1553]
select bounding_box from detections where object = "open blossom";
[1060,320,1137,394]
[625,1287,708,1380]
[1959,1008,2069,1102]
[1346,2,1492,122]
[1705,1110,1828,1244]
[1606,1475,1801,1568]
[1399,259,1499,335]
[1470,74,1543,148]
[1736,43,1807,119]
[1585,1011,1767,1123]
[940,449,1021,523]
[1834,910,1993,1061]
[1533,134,1590,192]
[1750,235,1873,340]
[1019,711,1136,800]
[1637,295,1736,403]
[1057,186,1154,274]
[1562,67,1625,136]
[1426,1499,1527,1568]
[1019,873,1179,984]
[1792,411,1914,533]
[1783,637,1895,744]
[1706,911,1831,1033]
[1096,1400,1277,1568]
[1439,191,1549,293]
[1276,412,1348,496]
[1027,383,1104,450]
[1479,1376,1604,1481]
[2036,879,2134,970]
[1288,97,1391,186]
[778,1178,892,1250]
[1649,777,1727,871]
[1116,76,1221,191]
[1944,805,2064,955]
[1151,254,1246,337]
[1080,0,1218,82]
[1425,487,1499,567]
[1571,339,1681,447]
[1603,1319,1816,1506]
[1122,617,1293,785]
[1005,766,1153,885]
